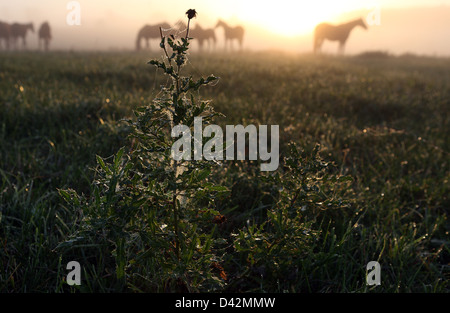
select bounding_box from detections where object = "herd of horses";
[136,17,367,54]
[0,17,368,54]
[136,19,245,52]
[0,21,51,51]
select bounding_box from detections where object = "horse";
[314,18,367,55]
[10,22,34,50]
[191,24,216,51]
[0,21,11,50]
[38,22,52,51]
[215,19,244,51]
[135,22,171,51]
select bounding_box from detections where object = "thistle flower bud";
[186,9,197,20]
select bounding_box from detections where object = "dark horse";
[10,22,34,50]
[0,21,11,50]
[38,22,52,51]
[215,19,244,51]
[136,22,170,51]
[314,18,367,55]
[191,24,216,51]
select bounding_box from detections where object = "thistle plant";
[145,8,222,259]
[58,10,228,292]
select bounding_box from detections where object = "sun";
[238,0,361,37]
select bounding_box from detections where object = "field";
[0,49,449,293]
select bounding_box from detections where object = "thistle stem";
[185,19,191,39]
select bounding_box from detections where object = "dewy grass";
[53,10,355,292]
[56,10,229,292]
[0,21,448,293]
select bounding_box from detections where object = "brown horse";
[314,18,367,55]
[38,22,52,51]
[215,19,244,51]
[0,21,11,50]
[191,24,216,51]
[135,22,171,51]
[10,22,34,50]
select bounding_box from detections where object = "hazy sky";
[1,0,450,54]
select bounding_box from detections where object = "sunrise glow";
[237,0,367,36]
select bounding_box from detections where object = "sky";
[1,0,450,55]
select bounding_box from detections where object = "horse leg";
[338,41,345,55]
[313,36,318,54]
[136,37,141,51]
[314,36,324,54]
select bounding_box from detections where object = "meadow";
[0,49,448,292]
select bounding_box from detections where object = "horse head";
[28,23,35,32]
[359,18,368,30]
[215,20,224,28]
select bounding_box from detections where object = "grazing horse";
[0,21,11,50]
[10,22,34,50]
[314,18,367,55]
[38,22,52,51]
[136,22,171,51]
[191,24,216,51]
[215,19,244,51]
[136,23,170,51]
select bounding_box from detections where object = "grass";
[0,50,448,292]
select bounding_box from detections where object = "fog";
[1,1,450,56]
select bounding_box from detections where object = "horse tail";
[238,27,244,47]
[313,30,317,53]
[313,26,321,54]
[136,30,142,51]
[136,36,141,51]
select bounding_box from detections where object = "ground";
[0,50,448,292]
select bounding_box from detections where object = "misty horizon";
[1,3,450,56]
